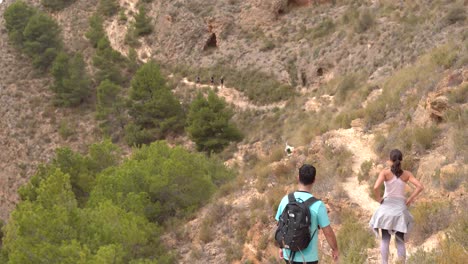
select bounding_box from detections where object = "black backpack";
[275,193,320,261]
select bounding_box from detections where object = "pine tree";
[85,14,105,48]
[126,61,185,145]
[134,6,152,36]
[187,91,243,153]
[96,80,126,136]
[92,37,127,85]
[51,52,91,106]
[23,12,62,70]
[4,1,36,47]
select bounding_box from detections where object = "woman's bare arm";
[406,172,424,205]
[373,170,386,202]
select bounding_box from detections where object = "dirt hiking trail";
[326,127,439,262]
[181,78,286,111]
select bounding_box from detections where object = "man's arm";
[322,225,339,262]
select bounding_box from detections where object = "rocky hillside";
[0,0,467,263]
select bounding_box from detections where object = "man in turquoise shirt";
[275,164,339,263]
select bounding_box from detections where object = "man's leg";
[381,229,391,264]
[395,232,406,263]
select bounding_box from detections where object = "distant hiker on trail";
[195,76,200,84]
[220,76,224,88]
[210,76,215,86]
[275,164,339,264]
[369,149,424,264]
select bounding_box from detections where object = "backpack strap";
[287,193,296,203]
[303,196,320,208]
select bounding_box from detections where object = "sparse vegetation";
[337,209,375,263]
[411,201,453,244]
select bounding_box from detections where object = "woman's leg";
[395,232,406,263]
[381,229,391,264]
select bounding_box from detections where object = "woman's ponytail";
[390,149,403,178]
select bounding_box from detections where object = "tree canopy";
[2,141,233,263]
[187,91,243,153]
[126,61,185,146]
[51,52,91,107]
[4,2,62,70]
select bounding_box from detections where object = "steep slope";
[0,0,98,222]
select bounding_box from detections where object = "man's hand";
[332,248,339,262]
[322,226,339,263]
[278,248,283,259]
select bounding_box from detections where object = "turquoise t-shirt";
[275,191,330,262]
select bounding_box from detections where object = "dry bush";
[222,239,243,263]
[430,44,458,69]
[337,209,376,263]
[199,219,215,243]
[412,126,440,151]
[411,201,453,244]
[358,160,373,183]
[441,167,466,192]
[267,185,287,212]
[448,83,468,104]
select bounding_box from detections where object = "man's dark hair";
[299,164,316,185]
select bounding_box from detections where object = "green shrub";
[5,4,64,71]
[187,91,243,153]
[4,1,36,46]
[127,61,185,145]
[85,14,105,48]
[42,0,76,10]
[23,12,62,70]
[93,37,128,85]
[58,119,75,140]
[96,80,127,137]
[51,52,91,106]
[134,6,152,36]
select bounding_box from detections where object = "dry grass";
[411,201,453,245]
